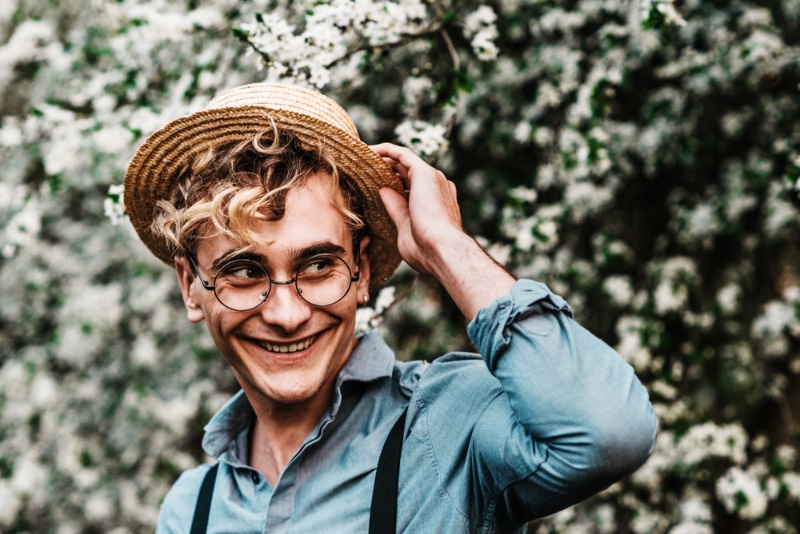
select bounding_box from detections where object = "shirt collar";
[337,330,395,384]
[201,330,395,459]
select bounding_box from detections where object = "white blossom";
[513,121,532,143]
[670,523,713,534]
[641,0,687,27]
[131,335,160,369]
[401,76,434,116]
[780,472,800,501]
[603,276,634,307]
[84,490,114,522]
[11,453,48,496]
[355,285,397,333]
[716,283,741,314]
[395,120,448,157]
[716,466,768,519]
[0,481,21,525]
[470,31,500,60]
[677,493,713,526]
[29,372,59,410]
[507,188,536,207]
[615,315,654,371]
[676,422,749,467]
[0,118,23,147]
[0,19,55,73]
[564,181,614,221]
[462,6,500,60]
[92,124,134,154]
[654,280,688,314]
[3,199,42,251]
[650,257,697,315]
[776,444,796,469]
[752,294,800,358]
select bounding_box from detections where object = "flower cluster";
[395,119,449,158]
[462,6,499,61]
[716,466,768,519]
[355,285,397,334]
[103,184,126,226]
[236,0,430,88]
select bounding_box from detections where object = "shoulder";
[393,352,496,394]
[156,463,215,534]
[392,358,427,397]
[420,352,497,391]
[408,352,503,417]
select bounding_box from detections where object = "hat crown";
[207,83,360,140]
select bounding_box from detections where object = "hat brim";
[124,106,404,292]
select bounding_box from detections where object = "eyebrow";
[288,241,348,261]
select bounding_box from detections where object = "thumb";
[379,187,409,230]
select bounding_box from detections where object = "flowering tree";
[1,0,799,531]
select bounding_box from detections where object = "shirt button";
[251,472,260,484]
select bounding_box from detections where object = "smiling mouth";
[257,335,317,354]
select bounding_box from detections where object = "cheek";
[203,306,238,339]
[329,298,358,328]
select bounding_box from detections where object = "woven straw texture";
[124,84,403,291]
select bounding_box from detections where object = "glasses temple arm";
[186,253,215,291]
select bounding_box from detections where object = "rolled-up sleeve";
[467,279,657,521]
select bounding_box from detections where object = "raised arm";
[373,143,656,523]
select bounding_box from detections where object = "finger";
[379,187,410,230]
[370,142,403,154]
[372,143,428,177]
[381,157,409,181]
[374,143,448,193]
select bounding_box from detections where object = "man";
[124,83,656,533]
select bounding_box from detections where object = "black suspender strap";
[190,462,218,534]
[369,407,408,534]
[189,407,408,533]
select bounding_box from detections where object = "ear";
[356,236,371,302]
[175,256,206,323]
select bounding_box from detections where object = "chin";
[254,375,328,406]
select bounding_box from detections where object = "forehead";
[195,173,352,263]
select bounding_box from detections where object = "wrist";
[425,231,480,280]
[427,233,516,321]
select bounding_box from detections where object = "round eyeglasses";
[187,253,360,311]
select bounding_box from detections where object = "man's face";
[175,172,371,408]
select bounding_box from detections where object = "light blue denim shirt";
[157,280,657,533]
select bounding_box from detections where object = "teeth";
[259,336,316,353]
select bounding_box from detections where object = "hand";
[371,143,515,320]
[371,143,467,277]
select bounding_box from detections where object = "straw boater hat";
[124,83,404,292]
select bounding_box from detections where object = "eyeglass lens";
[213,255,354,310]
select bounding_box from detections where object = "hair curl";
[152,123,366,262]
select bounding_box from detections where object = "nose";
[258,280,313,334]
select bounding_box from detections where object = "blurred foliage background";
[1,0,800,531]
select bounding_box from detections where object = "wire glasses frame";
[187,249,361,311]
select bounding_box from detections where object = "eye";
[218,261,266,281]
[302,257,333,275]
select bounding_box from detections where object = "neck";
[242,364,346,487]
[249,398,330,486]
